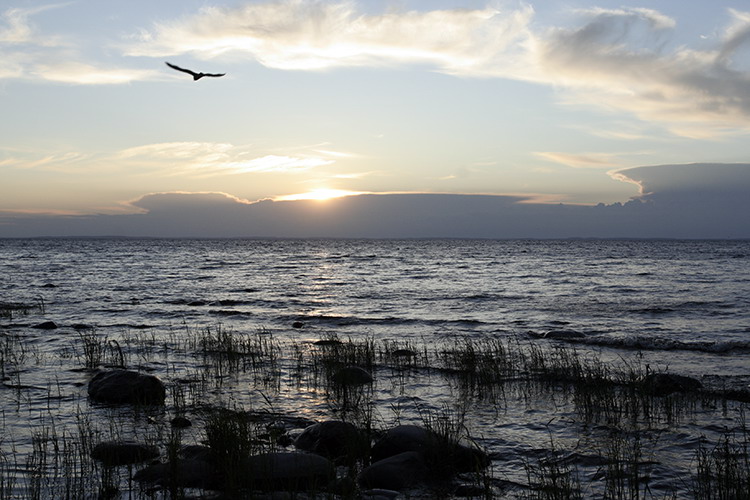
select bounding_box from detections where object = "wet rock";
[358,451,428,491]
[541,329,585,339]
[641,373,702,396]
[453,483,489,497]
[314,339,343,346]
[331,366,373,385]
[31,321,58,330]
[134,459,218,490]
[178,445,213,462]
[240,452,335,491]
[170,416,192,428]
[371,424,489,474]
[391,349,417,358]
[91,441,160,466]
[88,369,166,405]
[361,489,402,500]
[294,420,367,461]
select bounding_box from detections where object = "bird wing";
[165,62,198,77]
[203,73,226,78]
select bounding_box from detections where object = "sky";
[1,0,750,238]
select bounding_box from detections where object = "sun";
[275,189,365,202]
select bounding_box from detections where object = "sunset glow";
[275,189,366,202]
[0,1,748,238]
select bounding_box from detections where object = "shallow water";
[1,238,749,497]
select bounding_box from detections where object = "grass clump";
[693,409,750,499]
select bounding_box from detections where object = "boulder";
[371,425,488,474]
[91,441,160,466]
[358,451,428,491]
[241,452,334,491]
[170,416,192,428]
[134,459,218,490]
[88,369,166,405]
[331,366,373,385]
[641,373,702,396]
[294,420,367,461]
[32,321,58,330]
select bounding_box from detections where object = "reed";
[693,409,750,499]
[523,426,582,500]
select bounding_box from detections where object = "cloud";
[2,163,748,239]
[535,7,750,136]
[535,152,622,168]
[4,141,335,176]
[32,61,155,85]
[0,4,155,84]
[125,0,534,76]
[123,2,750,135]
[115,142,333,176]
[610,162,750,197]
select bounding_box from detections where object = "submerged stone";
[32,321,58,330]
[91,441,159,466]
[371,424,489,474]
[358,451,428,491]
[170,416,192,428]
[134,459,218,490]
[331,366,373,385]
[88,369,166,405]
[294,420,367,461]
[240,451,335,491]
[641,373,702,396]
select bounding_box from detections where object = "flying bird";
[165,62,225,80]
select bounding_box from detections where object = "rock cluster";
[115,416,489,497]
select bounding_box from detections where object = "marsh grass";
[0,333,27,380]
[524,426,582,500]
[184,324,280,381]
[77,330,126,369]
[693,409,750,499]
[1,318,748,499]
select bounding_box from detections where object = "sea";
[1,238,749,497]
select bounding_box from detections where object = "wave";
[540,331,750,354]
[293,313,486,328]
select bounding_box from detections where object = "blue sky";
[1,0,749,234]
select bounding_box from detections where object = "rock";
[331,366,373,385]
[641,373,702,396]
[314,339,343,346]
[91,441,159,466]
[294,420,367,461]
[541,329,585,339]
[361,489,402,500]
[391,349,417,358]
[177,445,211,462]
[358,451,428,491]
[88,369,166,405]
[241,452,335,491]
[292,321,304,329]
[170,416,192,428]
[371,425,489,474]
[32,321,58,330]
[134,459,218,490]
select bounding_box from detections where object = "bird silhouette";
[165,62,225,80]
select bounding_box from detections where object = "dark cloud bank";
[2,163,749,239]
